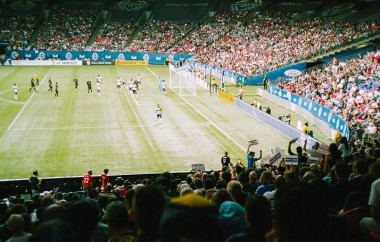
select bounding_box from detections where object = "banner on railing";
[5,50,193,65]
[267,85,349,138]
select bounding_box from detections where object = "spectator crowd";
[277,51,380,137]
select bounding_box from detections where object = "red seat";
[370,231,380,242]
[342,206,370,230]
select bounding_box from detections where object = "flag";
[248,139,258,145]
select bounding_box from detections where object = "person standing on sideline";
[74,78,78,90]
[221,151,231,168]
[116,77,121,92]
[13,83,18,99]
[48,77,53,93]
[55,82,59,98]
[156,104,163,124]
[247,144,262,170]
[87,80,92,94]
[29,77,37,92]
[99,169,109,192]
[162,80,167,95]
[29,170,41,197]
[263,75,268,90]
[82,170,93,193]
[238,86,243,100]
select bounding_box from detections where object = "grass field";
[0,65,330,180]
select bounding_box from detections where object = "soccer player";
[116,77,121,92]
[35,74,39,86]
[122,76,126,86]
[156,104,163,124]
[96,74,102,84]
[87,80,92,94]
[29,77,37,92]
[82,170,93,193]
[162,80,167,95]
[48,77,53,93]
[221,151,231,168]
[131,82,137,97]
[137,73,142,86]
[13,83,18,99]
[74,78,78,90]
[99,169,109,192]
[55,82,59,98]
[97,82,101,96]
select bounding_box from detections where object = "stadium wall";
[264,86,349,139]
[5,50,193,65]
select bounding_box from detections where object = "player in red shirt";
[99,169,109,192]
[82,170,93,193]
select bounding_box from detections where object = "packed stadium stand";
[0,0,380,241]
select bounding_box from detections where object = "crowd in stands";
[90,22,135,51]
[172,11,374,77]
[0,15,36,50]
[1,133,380,241]
[125,20,196,53]
[31,8,97,51]
[277,51,380,136]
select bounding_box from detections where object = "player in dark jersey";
[221,151,231,168]
[74,78,78,90]
[48,78,53,93]
[87,80,92,94]
[29,77,37,92]
[55,82,59,98]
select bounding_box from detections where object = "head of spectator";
[160,193,223,242]
[67,200,99,242]
[43,203,67,222]
[211,189,235,208]
[132,185,166,241]
[29,220,75,242]
[105,201,134,239]
[6,213,31,240]
[219,201,246,239]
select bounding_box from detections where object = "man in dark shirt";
[221,151,231,168]
[74,78,79,90]
[29,170,41,196]
[87,81,92,94]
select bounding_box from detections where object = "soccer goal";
[169,64,197,96]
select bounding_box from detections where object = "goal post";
[169,63,197,96]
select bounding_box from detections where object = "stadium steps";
[307,33,380,62]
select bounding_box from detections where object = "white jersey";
[116,78,121,86]
[97,82,101,91]
[162,82,167,89]
[13,85,18,93]
[97,75,102,83]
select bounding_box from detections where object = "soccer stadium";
[0,0,380,241]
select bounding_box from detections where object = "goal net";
[169,64,197,96]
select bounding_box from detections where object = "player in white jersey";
[116,77,121,92]
[156,104,163,124]
[96,74,102,84]
[97,82,101,96]
[128,79,134,94]
[162,80,167,95]
[136,74,142,86]
[13,83,18,99]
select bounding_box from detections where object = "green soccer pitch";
[0,65,305,180]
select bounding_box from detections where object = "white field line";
[8,122,210,131]
[145,66,246,152]
[7,75,48,130]
[0,86,30,105]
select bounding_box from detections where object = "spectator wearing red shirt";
[82,170,93,193]
[99,169,109,192]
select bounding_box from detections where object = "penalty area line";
[7,75,48,131]
[145,66,246,152]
